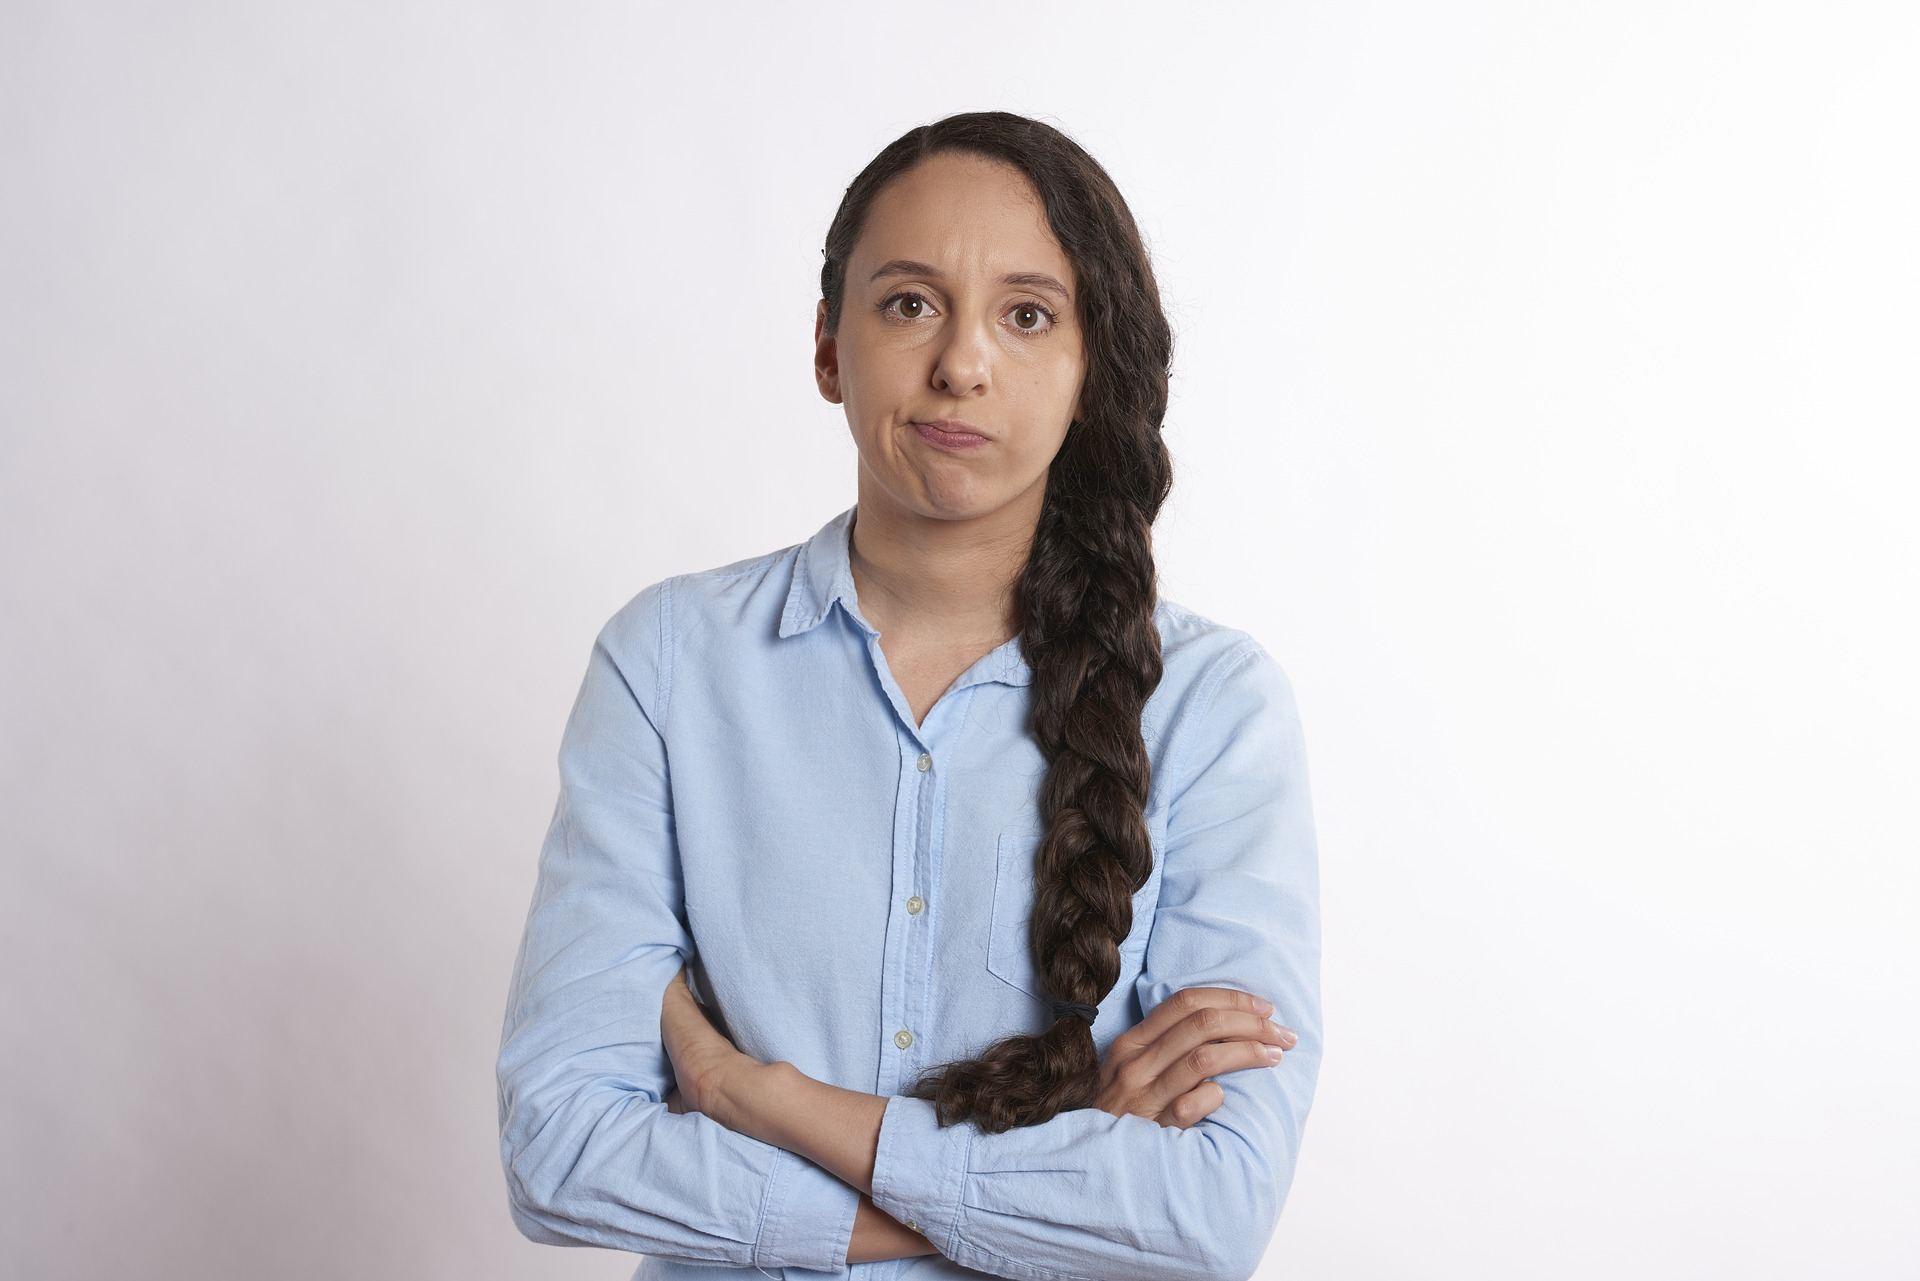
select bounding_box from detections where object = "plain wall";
[2,1,1915,1277]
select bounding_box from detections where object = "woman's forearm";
[851,1190,941,1262]
[722,1059,885,1192]
[718,1061,940,1260]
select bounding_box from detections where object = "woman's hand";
[659,960,760,1125]
[1095,986,1298,1128]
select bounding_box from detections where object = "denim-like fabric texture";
[496,503,1324,1281]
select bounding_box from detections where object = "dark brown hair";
[818,111,1175,1134]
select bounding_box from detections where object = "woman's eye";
[876,292,1058,338]
[877,291,936,322]
[1008,302,1055,334]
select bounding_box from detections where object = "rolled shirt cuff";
[754,1145,862,1273]
[869,1094,975,1254]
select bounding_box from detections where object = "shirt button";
[894,1028,914,1049]
[906,895,924,915]
[906,1219,922,1233]
[916,752,932,772]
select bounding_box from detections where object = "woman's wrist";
[709,1055,785,1135]
[722,1060,886,1191]
[718,1060,938,1261]
[851,1191,941,1262]
[719,1058,813,1149]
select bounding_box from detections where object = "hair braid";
[818,110,1175,1134]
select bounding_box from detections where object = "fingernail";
[1254,997,1274,1014]
[1264,1045,1285,1061]
[1278,1027,1298,1048]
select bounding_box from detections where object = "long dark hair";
[819,111,1175,1134]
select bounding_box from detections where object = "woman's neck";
[845,485,1038,645]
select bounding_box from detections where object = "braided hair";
[818,111,1175,1135]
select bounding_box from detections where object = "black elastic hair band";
[1049,998,1099,1024]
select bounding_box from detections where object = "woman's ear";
[814,298,842,404]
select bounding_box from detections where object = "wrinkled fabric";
[495,503,1324,1281]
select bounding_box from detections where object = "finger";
[1098,1003,1280,1096]
[1106,986,1276,1063]
[1134,998,1293,1073]
[1122,1006,1295,1115]
[1101,987,1288,1111]
[1155,1036,1287,1119]
[1158,1079,1225,1129]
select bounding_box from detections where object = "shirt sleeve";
[495,580,862,1272]
[869,638,1324,1281]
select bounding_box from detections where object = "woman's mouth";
[912,420,990,451]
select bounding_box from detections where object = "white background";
[3,2,1915,1277]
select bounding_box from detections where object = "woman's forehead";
[856,156,1075,289]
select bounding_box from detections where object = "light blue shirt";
[496,503,1323,1281]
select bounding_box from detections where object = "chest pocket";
[986,815,1168,1003]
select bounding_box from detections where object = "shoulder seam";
[682,545,798,586]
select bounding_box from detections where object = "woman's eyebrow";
[867,258,1072,303]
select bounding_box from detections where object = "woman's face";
[816,151,1086,523]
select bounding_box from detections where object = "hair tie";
[1049,998,1099,1024]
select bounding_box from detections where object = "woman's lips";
[912,421,990,451]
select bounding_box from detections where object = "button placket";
[895,743,937,1067]
[874,686,978,1101]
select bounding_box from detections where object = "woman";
[496,111,1322,1281]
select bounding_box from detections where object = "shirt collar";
[778,503,1033,687]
